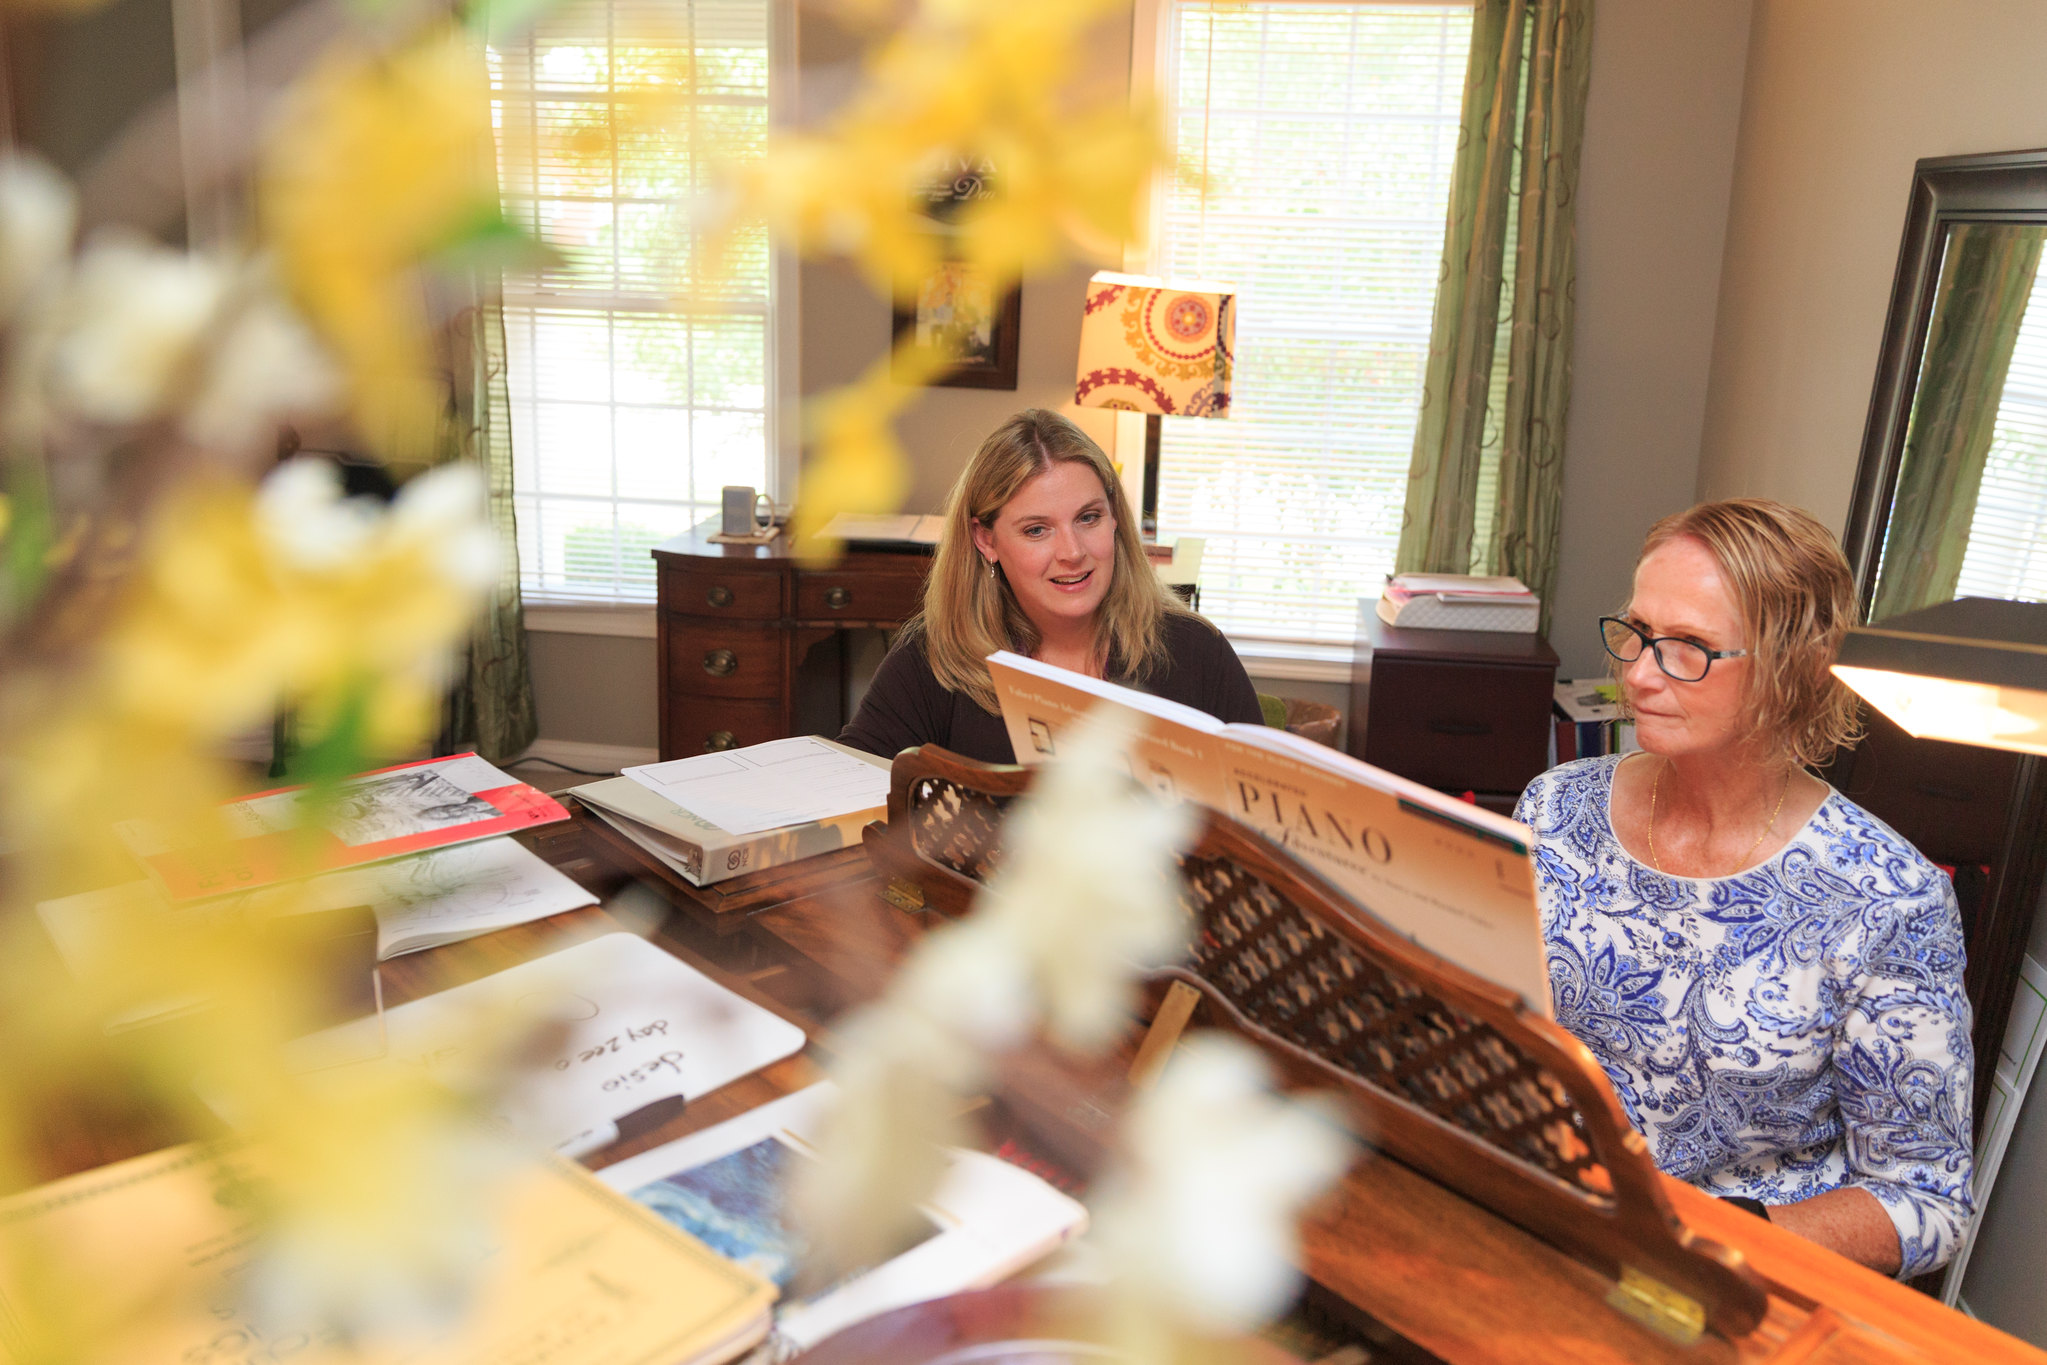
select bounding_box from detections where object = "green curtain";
[1870,224,2046,622]
[1395,0,1593,636]
[438,31,538,765]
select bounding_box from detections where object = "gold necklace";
[1647,760,1791,876]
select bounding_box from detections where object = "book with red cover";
[118,753,570,901]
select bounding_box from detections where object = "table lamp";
[1074,271,1235,537]
[1831,597,2047,755]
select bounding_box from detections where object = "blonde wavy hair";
[912,409,1192,714]
[1623,498,1864,770]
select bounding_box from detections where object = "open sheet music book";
[986,651,1553,1017]
[598,1082,1087,1359]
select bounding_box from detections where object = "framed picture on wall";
[890,258,1021,390]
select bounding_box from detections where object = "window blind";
[490,0,772,602]
[1154,1,1472,648]
[1955,257,2047,603]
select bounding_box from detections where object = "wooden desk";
[652,521,934,760]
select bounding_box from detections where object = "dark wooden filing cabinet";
[1348,609,1560,814]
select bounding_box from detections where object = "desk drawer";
[1361,659,1552,794]
[659,561,783,618]
[794,567,925,623]
[663,696,784,756]
[665,621,782,699]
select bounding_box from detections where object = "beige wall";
[1545,0,1754,677]
[1697,0,2047,530]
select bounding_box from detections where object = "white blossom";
[0,156,75,321]
[183,288,341,452]
[257,457,379,569]
[392,461,500,592]
[976,706,1197,1052]
[46,232,228,426]
[1091,1033,1354,1335]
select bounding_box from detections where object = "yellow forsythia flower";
[261,31,498,467]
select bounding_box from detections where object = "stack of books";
[568,736,892,888]
[1376,573,1540,632]
[1552,679,1638,762]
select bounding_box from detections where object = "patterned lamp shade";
[1074,271,1235,418]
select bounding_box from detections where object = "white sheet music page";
[621,737,892,836]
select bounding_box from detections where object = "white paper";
[623,736,893,837]
[355,838,598,956]
[598,1083,1087,1353]
[287,932,806,1153]
[816,512,943,544]
[40,839,596,968]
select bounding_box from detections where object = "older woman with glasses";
[1514,499,1972,1279]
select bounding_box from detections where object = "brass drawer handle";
[703,647,739,677]
[705,730,738,751]
[706,584,734,608]
[824,585,852,610]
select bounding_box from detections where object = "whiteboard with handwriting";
[290,932,805,1155]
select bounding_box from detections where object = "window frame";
[498,0,802,616]
[1126,0,1475,679]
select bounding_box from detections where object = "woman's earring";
[985,559,997,580]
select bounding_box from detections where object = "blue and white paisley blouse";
[1514,755,1974,1277]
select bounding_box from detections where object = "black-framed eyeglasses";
[1598,616,1749,683]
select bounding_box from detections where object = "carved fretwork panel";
[906,776,1014,881]
[1178,854,1609,1203]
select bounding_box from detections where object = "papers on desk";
[38,838,597,974]
[814,511,943,547]
[287,932,807,1157]
[118,753,570,901]
[599,1082,1088,1357]
[623,736,892,837]
[0,1143,776,1365]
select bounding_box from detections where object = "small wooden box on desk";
[1348,607,1559,815]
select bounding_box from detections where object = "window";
[490,0,774,603]
[1956,262,2047,601]
[1149,1,1473,651]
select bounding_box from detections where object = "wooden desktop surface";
[29,813,2038,1365]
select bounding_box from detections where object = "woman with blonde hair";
[1515,499,1972,1277]
[839,408,1260,764]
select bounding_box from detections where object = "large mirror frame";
[1843,147,2047,1132]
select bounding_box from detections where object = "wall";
[1696,0,2047,530]
[1544,0,1754,677]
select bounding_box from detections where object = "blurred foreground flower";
[262,28,502,467]
[792,708,1353,1355]
[0,453,509,1356]
[793,708,1192,1274]
[712,0,1164,550]
[1093,1033,1353,1337]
